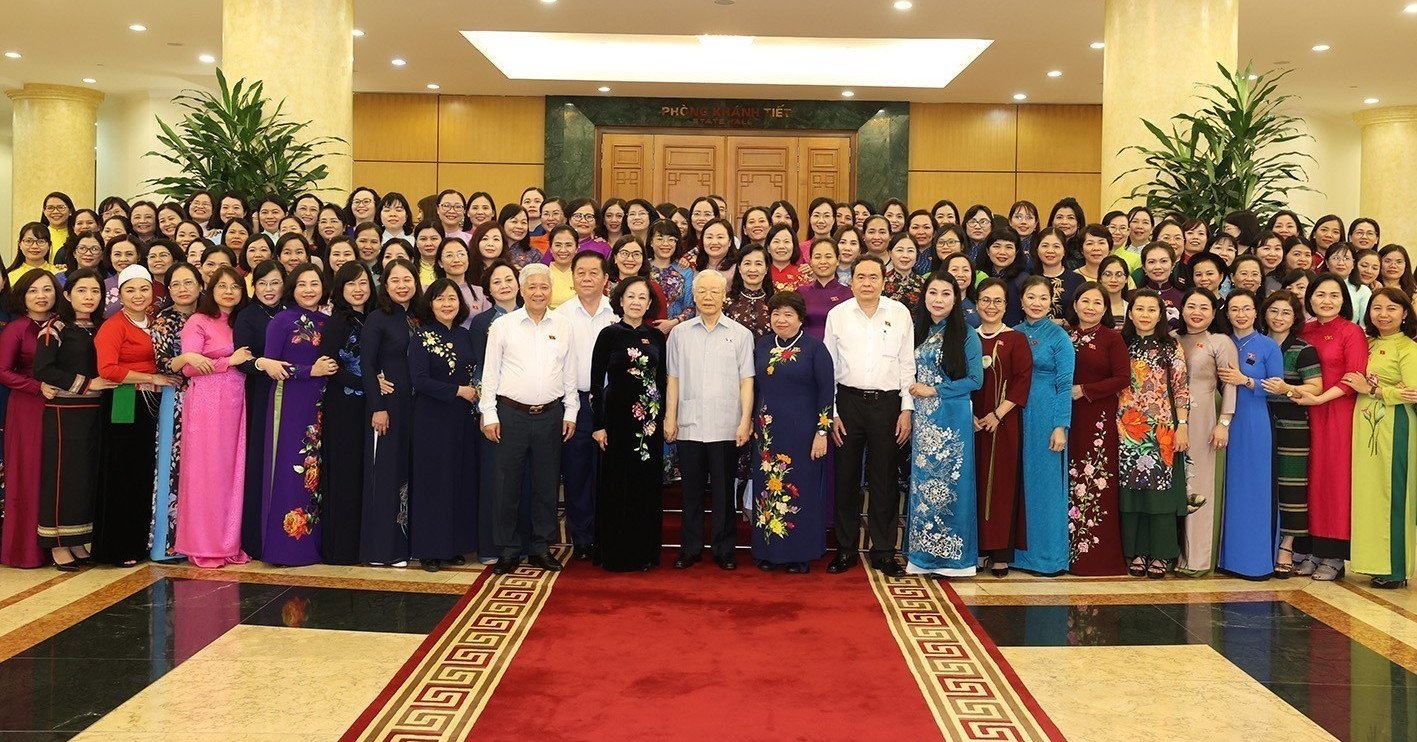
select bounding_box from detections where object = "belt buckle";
[862,389,881,401]
[528,403,546,414]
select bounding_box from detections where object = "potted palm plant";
[144,68,345,202]
[1115,63,1315,226]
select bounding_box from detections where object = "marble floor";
[0,558,1412,741]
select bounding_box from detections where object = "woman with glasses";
[434,189,472,246]
[6,224,58,285]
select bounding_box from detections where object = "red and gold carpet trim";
[342,556,563,742]
[867,569,1066,741]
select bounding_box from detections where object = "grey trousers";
[491,401,563,558]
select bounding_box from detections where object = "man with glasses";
[823,255,915,578]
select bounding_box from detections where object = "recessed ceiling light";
[1046,70,1062,78]
[1365,97,1380,105]
[1405,3,1417,13]
[82,78,96,84]
[3,51,20,59]
[1311,44,1331,52]
[391,57,407,67]
[540,0,557,4]
[597,85,611,93]
[426,83,441,90]
[128,23,147,32]
[351,29,365,37]
[465,32,992,88]
[1089,41,1105,50]
[893,0,913,9]
[1013,92,1027,101]
[841,90,855,97]
[198,53,216,64]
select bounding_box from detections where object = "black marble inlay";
[0,577,461,737]
[969,600,1417,741]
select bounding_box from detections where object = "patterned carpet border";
[340,551,565,742]
[866,570,1066,742]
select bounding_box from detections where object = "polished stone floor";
[0,558,1412,741]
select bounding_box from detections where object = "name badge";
[1245,352,1256,366]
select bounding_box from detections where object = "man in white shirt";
[823,255,915,578]
[664,270,754,570]
[480,263,579,575]
[554,251,618,560]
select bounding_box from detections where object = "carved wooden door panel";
[654,135,725,207]
[598,133,652,203]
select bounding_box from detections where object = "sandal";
[1185,493,1207,515]
[1312,560,1345,582]
[1146,559,1168,580]
[1128,557,1146,578]
[1294,556,1318,576]
[1273,546,1295,579]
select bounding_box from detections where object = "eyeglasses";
[978,297,1006,306]
[618,251,644,259]
[570,213,596,222]
[439,203,465,212]
[351,198,375,207]
[966,218,991,227]
[76,246,102,254]
[19,237,50,247]
[1230,306,1256,314]
[1352,230,1378,238]
[939,237,961,246]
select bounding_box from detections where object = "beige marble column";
[222,0,354,197]
[1100,0,1238,210]
[6,84,105,246]
[1354,106,1417,246]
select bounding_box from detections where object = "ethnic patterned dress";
[1118,335,1191,508]
[260,307,329,566]
[1066,324,1130,575]
[1269,334,1321,536]
[750,331,834,564]
[906,322,982,576]
[149,305,192,561]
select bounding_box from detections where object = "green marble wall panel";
[544,96,908,204]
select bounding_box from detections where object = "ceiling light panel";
[462,32,991,88]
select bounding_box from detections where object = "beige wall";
[907,103,1104,221]
[353,94,545,215]
[96,91,191,203]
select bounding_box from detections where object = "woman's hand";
[592,429,608,450]
[1210,423,1229,449]
[455,385,477,403]
[1400,387,1417,404]
[149,373,183,388]
[811,434,827,460]
[378,371,394,395]
[1174,423,1190,453]
[1048,427,1066,452]
[229,346,253,366]
[908,382,936,398]
[39,382,58,400]
[652,318,680,334]
[1342,371,1373,395]
[1071,384,1084,401]
[258,358,290,381]
[1216,364,1246,386]
[89,377,120,391]
[979,412,1001,433]
[371,410,389,435]
[175,352,214,375]
[1293,390,1322,406]
[1260,377,1289,395]
[310,357,339,377]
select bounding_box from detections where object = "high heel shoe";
[1128,557,1146,578]
[1370,577,1408,590]
[1312,560,1345,581]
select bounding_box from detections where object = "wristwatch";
[815,430,828,437]
[1219,418,1231,427]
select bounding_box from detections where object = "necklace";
[774,331,803,350]
[977,325,1004,339]
[742,287,766,300]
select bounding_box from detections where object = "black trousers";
[678,439,738,558]
[491,401,563,559]
[833,389,901,559]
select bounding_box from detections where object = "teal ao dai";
[1011,318,1075,574]
[906,321,984,576]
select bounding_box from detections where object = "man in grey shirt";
[664,270,754,570]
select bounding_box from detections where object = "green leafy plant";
[144,68,345,203]
[1115,62,1315,225]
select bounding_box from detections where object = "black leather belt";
[497,395,561,415]
[837,385,895,401]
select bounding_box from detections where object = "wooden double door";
[598,131,853,220]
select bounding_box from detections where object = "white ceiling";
[0,0,1410,124]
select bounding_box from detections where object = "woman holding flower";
[748,290,833,572]
[589,275,668,571]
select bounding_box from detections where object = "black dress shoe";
[446,555,467,566]
[492,556,520,575]
[872,559,907,578]
[422,559,441,573]
[756,559,776,572]
[715,555,737,571]
[827,552,857,574]
[573,544,593,561]
[529,553,563,572]
[673,554,701,569]
[785,562,809,574]
[54,560,81,572]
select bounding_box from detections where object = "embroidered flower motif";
[765,344,800,375]
[291,313,322,346]
[284,408,324,540]
[625,345,661,460]
[753,413,800,541]
[419,328,457,373]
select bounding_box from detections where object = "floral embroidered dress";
[149,305,192,561]
[1350,332,1417,580]
[906,321,983,576]
[1066,323,1131,575]
[750,330,834,564]
[407,321,479,561]
[650,262,696,323]
[589,321,668,571]
[1117,334,1191,520]
[884,269,924,307]
[260,307,329,566]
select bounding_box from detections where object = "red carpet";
[468,555,943,742]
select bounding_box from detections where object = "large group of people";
[0,186,1413,590]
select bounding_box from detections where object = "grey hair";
[696,269,727,289]
[519,262,551,283]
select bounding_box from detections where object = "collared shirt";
[555,293,619,391]
[823,296,916,411]
[549,263,575,309]
[666,315,754,442]
[478,307,579,425]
